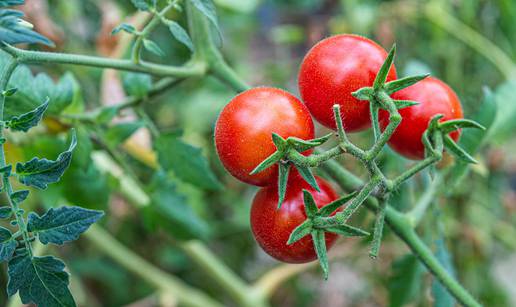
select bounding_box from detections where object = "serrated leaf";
[10,189,28,204]
[287,220,312,245]
[249,151,282,175]
[393,99,419,110]
[143,39,165,57]
[312,230,329,279]
[111,23,136,35]
[373,44,396,89]
[122,72,152,98]
[105,121,145,146]
[0,226,15,262]
[0,10,53,46]
[6,98,48,132]
[325,224,370,237]
[388,254,426,307]
[384,74,429,94]
[277,163,290,209]
[155,132,221,190]
[16,130,77,189]
[0,1,24,8]
[318,191,358,217]
[443,135,477,164]
[302,190,318,218]
[190,0,222,46]
[167,20,194,51]
[27,206,104,245]
[7,250,75,307]
[439,119,485,134]
[0,206,12,219]
[294,165,320,192]
[351,86,373,100]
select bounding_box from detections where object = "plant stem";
[366,91,401,160]
[406,173,442,227]
[84,225,224,307]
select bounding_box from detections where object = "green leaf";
[10,189,28,204]
[294,164,319,192]
[287,220,312,245]
[277,163,290,209]
[302,190,318,218]
[325,224,370,237]
[0,1,24,8]
[393,99,419,110]
[0,206,12,219]
[0,10,54,46]
[249,151,282,175]
[95,106,118,124]
[166,20,194,51]
[27,206,104,245]
[443,135,477,164]
[312,230,329,279]
[488,79,516,144]
[351,86,373,100]
[190,0,222,46]
[373,44,396,89]
[439,118,485,134]
[143,39,165,57]
[130,0,155,11]
[7,250,76,307]
[155,132,221,190]
[0,226,15,262]
[72,125,93,170]
[122,73,152,98]
[105,121,145,146]
[318,191,358,216]
[388,254,426,307]
[147,172,210,240]
[2,87,16,96]
[16,130,77,189]
[432,239,456,307]
[384,74,429,94]
[6,98,48,132]
[111,23,136,35]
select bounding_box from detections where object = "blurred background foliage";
[1,0,515,306]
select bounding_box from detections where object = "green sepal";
[287,133,331,152]
[438,119,485,134]
[10,190,29,204]
[393,100,419,110]
[249,151,283,175]
[324,224,370,237]
[312,230,329,280]
[373,44,396,89]
[302,190,318,218]
[384,74,429,95]
[294,165,320,192]
[0,207,12,219]
[277,163,290,209]
[271,133,287,152]
[428,114,444,132]
[351,87,374,101]
[287,220,312,245]
[443,135,477,164]
[318,191,358,217]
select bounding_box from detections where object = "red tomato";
[250,175,340,263]
[298,34,397,132]
[379,77,464,160]
[215,87,314,186]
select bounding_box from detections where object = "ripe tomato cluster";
[214,34,464,264]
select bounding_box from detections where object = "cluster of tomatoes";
[214,34,464,263]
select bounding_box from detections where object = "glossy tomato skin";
[298,34,397,132]
[250,175,340,263]
[215,87,315,186]
[379,77,464,160]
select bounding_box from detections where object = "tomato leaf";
[324,224,370,237]
[111,23,136,35]
[143,39,165,57]
[166,20,194,52]
[105,121,145,146]
[294,165,320,192]
[0,206,12,219]
[10,189,28,204]
[27,206,104,245]
[155,132,221,190]
[384,74,429,94]
[0,9,53,46]
[122,73,152,98]
[302,190,318,218]
[15,130,77,189]
[130,0,155,11]
[443,135,477,164]
[5,98,48,132]
[318,191,358,216]
[190,0,222,47]
[287,220,312,245]
[0,1,24,8]
[0,226,16,262]
[373,44,396,89]
[7,250,76,307]
[388,254,426,306]
[277,163,290,209]
[312,230,329,279]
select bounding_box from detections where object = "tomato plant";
[215,87,314,186]
[298,34,397,132]
[379,77,464,159]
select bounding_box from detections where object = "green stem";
[1,44,206,78]
[369,196,387,259]
[287,146,343,167]
[370,101,380,142]
[84,225,224,307]
[406,173,442,227]
[366,91,401,160]
[180,241,267,307]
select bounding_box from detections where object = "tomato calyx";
[423,114,486,164]
[286,190,369,279]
